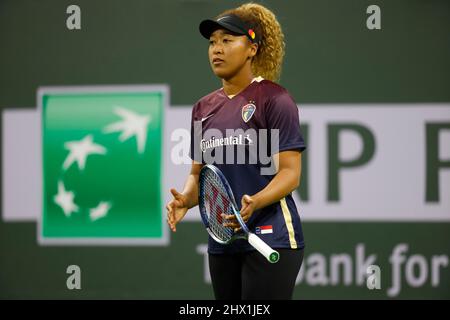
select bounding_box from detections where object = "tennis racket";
[199,164,280,263]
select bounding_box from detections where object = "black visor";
[199,14,261,44]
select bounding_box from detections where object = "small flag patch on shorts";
[256,225,273,234]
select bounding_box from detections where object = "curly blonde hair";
[218,2,285,82]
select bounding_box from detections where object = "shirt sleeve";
[189,102,203,163]
[265,91,307,154]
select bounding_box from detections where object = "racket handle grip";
[248,233,280,263]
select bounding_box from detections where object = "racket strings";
[203,170,234,242]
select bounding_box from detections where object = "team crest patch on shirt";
[241,103,256,123]
[255,225,273,235]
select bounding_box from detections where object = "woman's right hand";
[166,188,189,232]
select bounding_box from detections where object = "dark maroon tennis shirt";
[190,78,306,254]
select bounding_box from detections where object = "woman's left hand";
[223,194,257,231]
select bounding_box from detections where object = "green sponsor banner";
[1,221,448,299]
[39,86,167,245]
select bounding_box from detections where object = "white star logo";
[89,201,112,221]
[63,135,107,171]
[103,106,151,154]
[53,181,79,217]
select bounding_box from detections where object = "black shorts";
[208,248,304,300]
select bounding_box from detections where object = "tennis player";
[166,3,306,300]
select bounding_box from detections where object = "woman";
[166,3,306,300]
